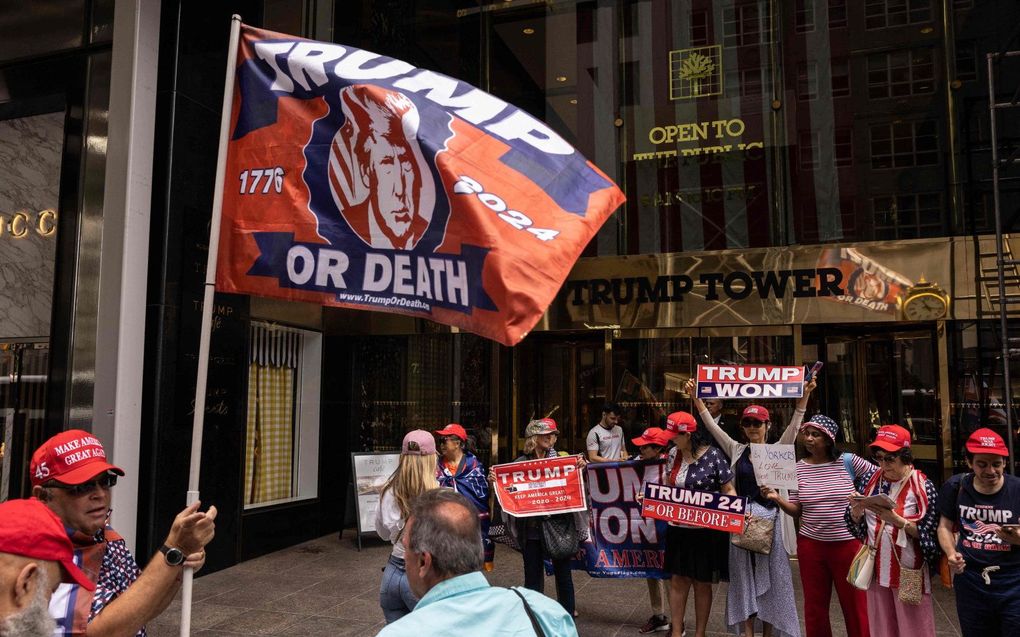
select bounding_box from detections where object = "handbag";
[847,542,876,590]
[895,553,924,606]
[731,514,774,554]
[540,514,579,560]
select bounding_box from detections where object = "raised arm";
[778,378,816,444]
[684,378,741,459]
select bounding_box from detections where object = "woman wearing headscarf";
[435,423,494,569]
[765,407,876,637]
[375,430,440,623]
[685,379,800,637]
[844,425,940,636]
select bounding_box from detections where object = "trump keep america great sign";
[216,25,625,346]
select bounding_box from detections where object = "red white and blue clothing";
[437,451,493,564]
[791,455,876,542]
[845,469,940,637]
[49,526,145,636]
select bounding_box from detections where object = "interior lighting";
[522,27,535,34]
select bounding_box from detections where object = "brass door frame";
[822,328,943,472]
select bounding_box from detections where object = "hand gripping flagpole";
[180,14,242,637]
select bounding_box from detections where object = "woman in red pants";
[764,412,876,637]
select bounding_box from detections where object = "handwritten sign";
[696,364,804,399]
[640,483,747,534]
[492,455,587,518]
[749,443,798,490]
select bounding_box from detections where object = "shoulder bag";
[731,513,774,554]
[846,473,909,590]
[540,513,580,560]
[511,587,547,637]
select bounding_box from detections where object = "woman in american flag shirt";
[844,425,940,637]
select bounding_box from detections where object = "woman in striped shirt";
[764,410,876,637]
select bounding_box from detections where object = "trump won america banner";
[215,25,625,346]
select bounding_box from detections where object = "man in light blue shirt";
[376,489,576,637]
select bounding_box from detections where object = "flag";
[963,519,1001,535]
[215,25,625,346]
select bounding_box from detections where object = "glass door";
[0,341,49,501]
[821,330,940,478]
[514,335,605,457]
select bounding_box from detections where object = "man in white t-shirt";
[586,402,626,462]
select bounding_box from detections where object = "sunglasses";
[46,473,118,497]
[674,431,691,436]
[874,453,900,464]
[740,420,766,428]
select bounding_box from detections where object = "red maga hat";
[632,427,668,447]
[965,428,1009,457]
[30,429,124,487]
[665,411,697,436]
[870,424,912,452]
[0,498,95,591]
[435,424,468,441]
[741,405,770,422]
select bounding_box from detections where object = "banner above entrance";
[535,236,986,331]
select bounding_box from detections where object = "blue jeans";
[522,538,575,615]
[379,555,418,623]
[955,566,1020,637]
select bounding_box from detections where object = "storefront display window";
[243,323,321,508]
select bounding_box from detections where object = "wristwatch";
[159,544,186,566]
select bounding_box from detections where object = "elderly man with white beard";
[0,498,95,637]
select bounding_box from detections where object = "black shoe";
[638,615,671,633]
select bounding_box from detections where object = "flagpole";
[180,14,242,637]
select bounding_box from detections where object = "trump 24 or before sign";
[492,455,587,518]
[640,482,748,534]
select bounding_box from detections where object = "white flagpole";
[179,14,242,637]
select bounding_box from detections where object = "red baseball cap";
[632,427,668,447]
[966,428,1009,457]
[665,411,697,436]
[435,424,468,441]
[741,405,770,422]
[30,430,124,487]
[870,424,912,452]
[0,498,95,591]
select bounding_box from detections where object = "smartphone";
[805,360,824,382]
[1001,524,1020,531]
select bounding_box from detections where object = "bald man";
[0,499,94,637]
[379,489,577,637]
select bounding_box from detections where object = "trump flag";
[216,25,625,345]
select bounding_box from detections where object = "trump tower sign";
[215,25,625,346]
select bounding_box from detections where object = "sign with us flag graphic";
[215,24,625,346]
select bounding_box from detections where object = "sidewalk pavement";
[147,533,963,636]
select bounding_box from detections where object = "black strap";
[510,587,547,637]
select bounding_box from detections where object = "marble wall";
[0,112,62,339]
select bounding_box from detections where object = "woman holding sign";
[495,418,587,618]
[661,411,736,637]
[685,379,800,637]
[844,425,940,637]
[766,404,876,637]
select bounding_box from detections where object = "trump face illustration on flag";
[329,85,435,250]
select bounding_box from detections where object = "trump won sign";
[696,364,805,399]
[215,24,625,346]
[492,455,587,518]
[640,483,748,533]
